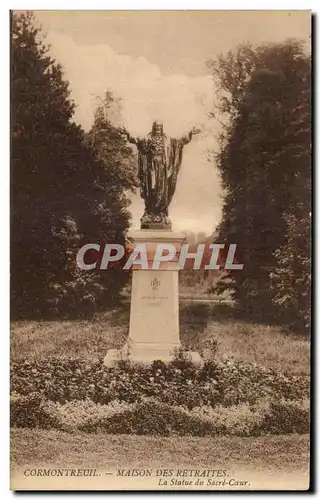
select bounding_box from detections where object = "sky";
[34,10,311,234]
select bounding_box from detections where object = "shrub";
[10,357,309,409]
[79,399,218,436]
[10,395,310,436]
[200,337,220,361]
[198,359,310,406]
[169,346,197,376]
[189,404,265,437]
[258,398,310,435]
[10,392,60,429]
[44,399,134,431]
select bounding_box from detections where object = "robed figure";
[122,121,200,229]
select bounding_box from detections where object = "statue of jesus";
[121,121,200,229]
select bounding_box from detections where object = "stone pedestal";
[127,230,183,363]
[104,229,203,367]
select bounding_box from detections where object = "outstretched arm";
[181,126,201,145]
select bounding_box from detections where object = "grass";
[10,429,310,490]
[11,302,310,375]
[11,428,309,471]
[198,321,310,376]
[10,308,128,361]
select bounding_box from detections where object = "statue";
[121,121,200,229]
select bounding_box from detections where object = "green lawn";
[11,309,126,361]
[11,428,309,470]
[10,429,310,491]
[11,302,310,375]
[202,320,309,375]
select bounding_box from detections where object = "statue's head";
[151,120,163,136]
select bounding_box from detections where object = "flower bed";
[10,392,309,437]
[10,358,309,408]
[10,356,309,437]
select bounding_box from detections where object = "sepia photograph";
[10,10,311,491]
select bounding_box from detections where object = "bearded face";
[152,121,163,136]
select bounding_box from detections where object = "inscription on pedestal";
[128,265,180,357]
[141,295,169,306]
[138,276,169,305]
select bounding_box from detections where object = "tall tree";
[83,91,138,303]
[11,12,135,317]
[208,40,311,326]
[269,72,311,331]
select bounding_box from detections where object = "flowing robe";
[128,132,192,216]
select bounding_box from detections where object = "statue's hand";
[191,126,202,135]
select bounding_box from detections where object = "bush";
[10,395,309,436]
[198,359,309,406]
[10,392,60,429]
[45,399,134,431]
[10,357,309,408]
[79,399,217,436]
[258,398,310,435]
[189,404,265,437]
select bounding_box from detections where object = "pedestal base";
[103,345,204,368]
[140,211,172,230]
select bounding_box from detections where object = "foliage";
[208,40,311,327]
[10,348,310,436]
[79,399,216,436]
[44,398,134,431]
[259,398,310,435]
[11,393,309,437]
[11,357,309,409]
[10,391,59,429]
[11,12,135,318]
[270,213,311,332]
